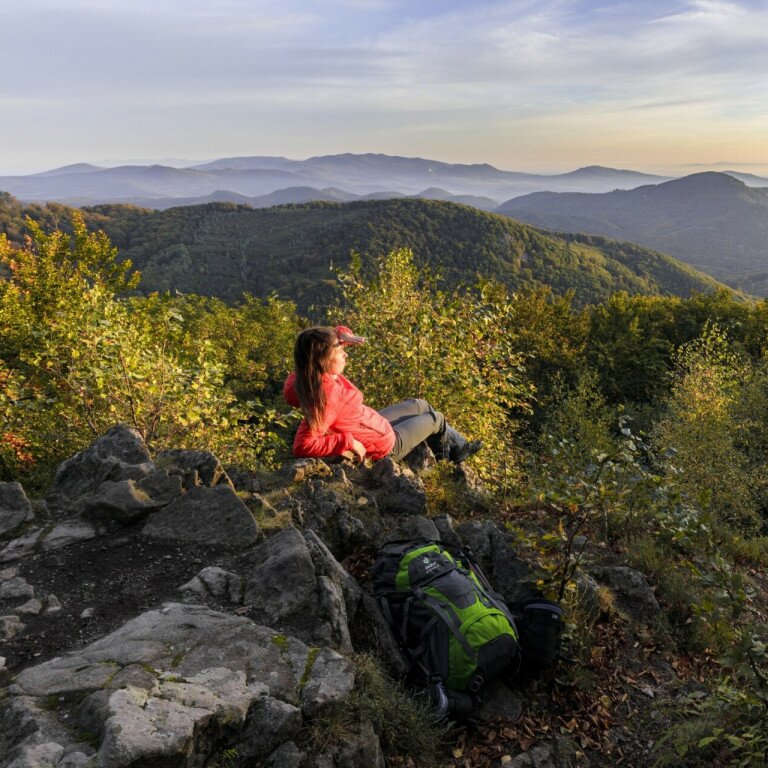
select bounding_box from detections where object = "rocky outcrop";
[3,603,357,768]
[589,565,660,619]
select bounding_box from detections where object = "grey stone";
[179,566,244,604]
[47,425,154,514]
[0,566,18,580]
[335,720,385,768]
[265,741,305,768]
[59,752,94,767]
[507,740,566,768]
[142,484,262,546]
[6,604,360,768]
[0,482,34,538]
[366,458,426,515]
[41,519,97,550]
[378,514,439,546]
[284,458,333,483]
[241,527,320,643]
[0,576,35,601]
[357,594,410,678]
[0,529,42,564]
[74,479,161,526]
[301,647,356,717]
[45,594,63,614]
[156,449,233,488]
[136,469,185,505]
[401,440,436,474]
[573,571,601,621]
[80,607,96,619]
[304,480,369,559]
[15,598,43,616]
[240,696,303,760]
[589,566,660,618]
[0,615,25,640]
[457,520,537,605]
[432,513,463,549]
[225,466,261,493]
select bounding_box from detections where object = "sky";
[2,0,768,176]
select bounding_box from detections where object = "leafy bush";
[333,247,534,489]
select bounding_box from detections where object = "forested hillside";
[0,192,722,312]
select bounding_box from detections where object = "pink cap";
[335,325,365,345]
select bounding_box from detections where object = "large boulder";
[142,485,262,547]
[3,603,358,768]
[236,526,356,652]
[0,482,34,539]
[46,426,154,515]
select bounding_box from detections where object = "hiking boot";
[450,440,483,464]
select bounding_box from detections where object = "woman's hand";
[350,439,366,462]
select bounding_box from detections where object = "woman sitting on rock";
[284,325,482,463]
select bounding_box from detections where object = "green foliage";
[334,247,534,488]
[0,215,297,483]
[652,323,761,532]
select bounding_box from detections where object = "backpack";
[513,598,566,676]
[372,540,520,711]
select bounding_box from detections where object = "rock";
[366,458,426,515]
[507,738,571,768]
[457,520,537,605]
[0,614,25,640]
[45,594,63,614]
[240,527,326,646]
[401,441,436,474]
[265,741,305,768]
[0,576,35,601]
[0,482,34,538]
[16,598,43,615]
[573,571,601,621]
[378,514,439,546]
[335,720,385,768]
[225,466,261,493]
[0,566,18,580]
[284,458,333,483]
[356,594,410,679]
[304,480,369,559]
[301,647,356,717]
[4,603,356,768]
[73,480,161,526]
[179,566,244,604]
[142,485,262,547]
[589,566,660,618]
[432,513,464,549]
[80,607,96,619]
[240,696,303,760]
[136,469,185,505]
[41,519,97,550]
[156,449,234,489]
[0,528,42,564]
[47,425,154,515]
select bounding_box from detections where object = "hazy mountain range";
[0,154,685,207]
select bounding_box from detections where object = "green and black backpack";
[372,540,520,708]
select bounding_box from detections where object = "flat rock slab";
[142,485,262,546]
[0,482,34,538]
[5,603,356,768]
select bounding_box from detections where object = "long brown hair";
[293,326,337,431]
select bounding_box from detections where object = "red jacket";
[284,372,395,459]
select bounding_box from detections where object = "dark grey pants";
[379,398,466,461]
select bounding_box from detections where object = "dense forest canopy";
[0,192,724,313]
[1,208,767,766]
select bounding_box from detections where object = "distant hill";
[6,197,717,310]
[0,153,675,207]
[497,172,768,292]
